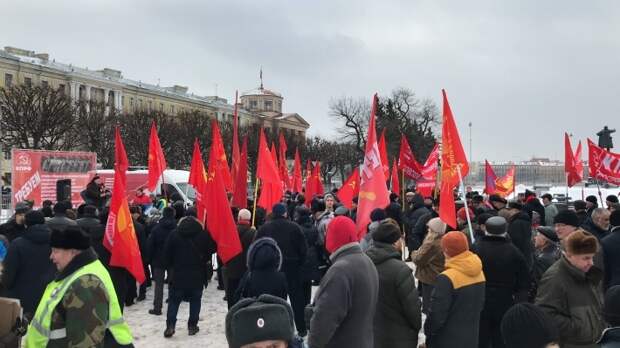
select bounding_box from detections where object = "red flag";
[304,160,315,200]
[211,120,233,192]
[205,130,242,263]
[291,149,303,193]
[278,132,291,190]
[188,139,207,222]
[232,136,248,209]
[257,129,283,212]
[588,139,620,185]
[104,127,145,284]
[147,121,167,193]
[565,133,584,187]
[356,94,390,237]
[484,160,497,195]
[378,129,390,180]
[495,165,516,197]
[270,142,278,168]
[391,160,400,194]
[439,90,469,228]
[416,143,440,197]
[338,168,360,209]
[231,90,240,190]
[398,135,422,179]
[312,161,325,196]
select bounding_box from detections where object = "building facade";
[0,46,310,182]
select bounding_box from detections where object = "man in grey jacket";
[308,216,379,348]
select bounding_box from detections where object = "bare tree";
[329,96,370,156]
[74,101,118,167]
[0,85,77,150]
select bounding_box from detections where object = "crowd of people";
[0,184,620,347]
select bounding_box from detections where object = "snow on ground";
[124,281,230,347]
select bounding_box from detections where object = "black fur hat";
[50,226,90,250]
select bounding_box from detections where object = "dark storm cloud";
[2,0,620,161]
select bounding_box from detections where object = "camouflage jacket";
[47,249,110,348]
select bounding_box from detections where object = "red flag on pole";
[291,149,303,193]
[278,132,291,191]
[188,139,207,222]
[211,120,233,192]
[588,139,620,185]
[338,168,360,209]
[147,121,167,193]
[356,94,390,237]
[378,129,390,180]
[416,143,440,197]
[270,142,278,168]
[231,90,240,190]
[398,135,422,179]
[232,136,248,209]
[312,161,325,196]
[257,129,283,212]
[104,127,145,284]
[390,160,400,194]
[304,160,315,200]
[565,133,584,187]
[439,90,469,229]
[495,165,516,197]
[484,160,497,195]
[205,128,242,263]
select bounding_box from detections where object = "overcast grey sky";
[2,0,619,161]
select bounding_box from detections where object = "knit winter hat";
[25,210,45,227]
[427,217,447,235]
[326,216,358,254]
[50,225,90,250]
[500,303,559,348]
[272,203,287,217]
[607,194,619,204]
[238,209,252,221]
[603,285,620,326]
[553,210,579,227]
[457,207,473,221]
[565,229,598,255]
[586,195,598,204]
[370,208,387,222]
[441,231,469,258]
[225,294,295,348]
[372,219,402,244]
[536,226,559,243]
[334,206,350,217]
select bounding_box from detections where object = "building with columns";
[0,46,310,183]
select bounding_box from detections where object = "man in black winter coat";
[1,210,55,319]
[0,202,29,242]
[147,207,177,315]
[602,210,620,289]
[523,190,546,226]
[581,208,610,241]
[506,201,533,271]
[46,201,78,231]
[404,193,430,251]
[223,208,257,309]
[410,198,440,253]
[163,216,216,337]
[256,203,308,337]
[78,205,131,312]
[472,216,530,348]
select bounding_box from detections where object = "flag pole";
[401,168,406,261]
[252,177,260,228]
[457,165,475,244]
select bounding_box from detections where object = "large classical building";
[0,46,309,181]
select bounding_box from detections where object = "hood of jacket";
[411,194,425,210]
[366,241,401,265]
[247,237,282,272]
[158,217,177,231]
[23,224,51,244]
[445,250,484,278]
[176,217,201,239]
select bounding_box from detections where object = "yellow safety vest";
[25,259,133,347]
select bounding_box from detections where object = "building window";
[121,96,125,106]
[130,97,134,110]
[250,100,258,109]
[170,105,175,114]
[41,80,48,89]
[4,73,12,87]
[160,103,164,112]
[148,100,153,112]
[265,100,273,111]
[3,150,11,160]
[24,77,32,87]
[58,84,65,95]
[138,99,143,110]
